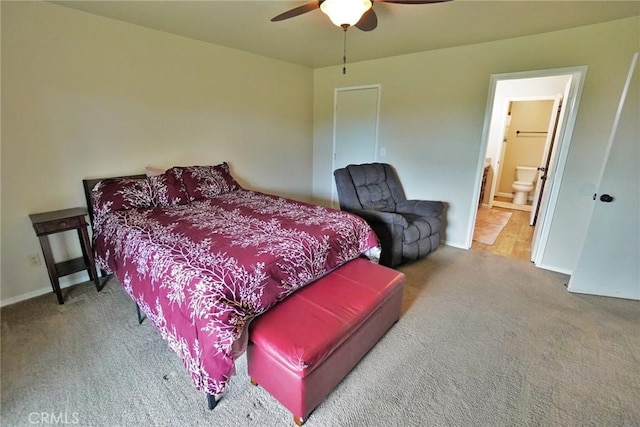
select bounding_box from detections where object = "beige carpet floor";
[473,207,513,245]
[2,246,639,426]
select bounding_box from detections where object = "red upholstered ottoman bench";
[247,258,406,425]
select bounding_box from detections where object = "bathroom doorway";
[467,67,587,267]
[473,98,557,261]
[492,97,560,222]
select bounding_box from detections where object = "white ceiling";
[53,0,640,68]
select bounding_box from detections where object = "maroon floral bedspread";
[93,189,380,395]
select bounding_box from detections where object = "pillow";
[178,162,240,200]
[145,166,166,177]
[148,168,189,207]
[91,178,154,225]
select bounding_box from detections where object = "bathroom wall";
[497,100,554,197]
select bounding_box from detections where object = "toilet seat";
[512,181,534,190]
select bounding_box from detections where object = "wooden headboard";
[82,174,146,226]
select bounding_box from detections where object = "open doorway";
[492,98,559,217]
[467,67,587,267]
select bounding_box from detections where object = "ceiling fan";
[271,0,451,32]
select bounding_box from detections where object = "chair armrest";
[396,200,443,218]
[347,208,408,227]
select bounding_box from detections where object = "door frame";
[530,94,563,227]
[330,84,382,207]
[466,66,588,270]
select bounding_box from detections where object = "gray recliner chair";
[334,163,443,268]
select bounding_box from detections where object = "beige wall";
[2,3,638,304]
[498,100,553,196]
[313,16,640,273]
[1,2,313,304]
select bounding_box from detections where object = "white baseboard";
[1,272,90,308]
[1,284,65,307]
[535,262,573,275]
[567,286,640,301]
[495,191,534,202]
[492,200,532,212]
[496,191,514,199]
[444,240,467,249]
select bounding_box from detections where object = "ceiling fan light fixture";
[320,0,372,28]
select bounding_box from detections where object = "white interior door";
[331,86,380,206]
[531,79,575,264]
[530,95,563,226]
[568,53,639,300]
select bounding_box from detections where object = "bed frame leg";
[135,303,146,325]
[206,394,219,410]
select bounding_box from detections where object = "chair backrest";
[334,163,406,212]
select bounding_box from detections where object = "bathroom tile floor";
[471,206,534,262]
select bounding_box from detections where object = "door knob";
[599,194,614,203]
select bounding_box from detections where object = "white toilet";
[512,166,538,205]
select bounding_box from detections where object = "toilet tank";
[516,166,538,182]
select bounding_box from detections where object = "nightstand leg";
[38,235,64,304]
[78,228,95,282]
[78,227,102,292]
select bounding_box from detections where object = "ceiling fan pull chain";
[342,25,348,74]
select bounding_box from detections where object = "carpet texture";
[473,207,513,245]
[2,246,639,426]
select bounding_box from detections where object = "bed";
[82,163,380,406]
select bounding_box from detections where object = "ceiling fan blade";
[379,0,451,4]
[271,2,320,22]
[355,8,378,31]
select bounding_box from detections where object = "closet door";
[568,53,639,300]
[331,86,380,207]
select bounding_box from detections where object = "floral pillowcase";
[148,168,190,207]
[90,178,154,228]
[177,162,240,201]
[92,178,153,212]
[91,163,239,224]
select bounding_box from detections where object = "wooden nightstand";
[29,207,102,304]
